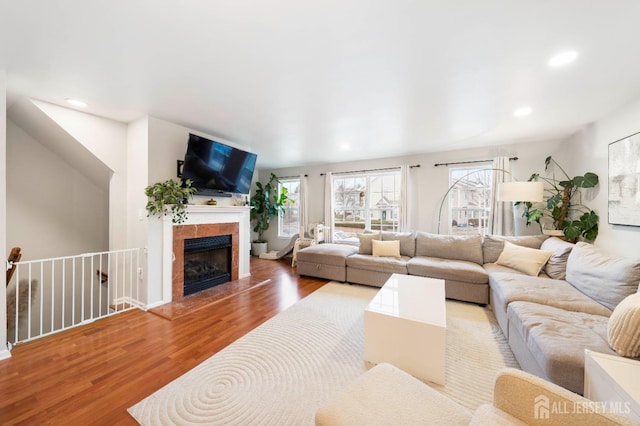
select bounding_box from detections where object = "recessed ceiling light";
[339,143,350,150]
[513,106,532,117]
[66,98,88,108]
[548,51,578,68]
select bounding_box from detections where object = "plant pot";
[251,242,268,257]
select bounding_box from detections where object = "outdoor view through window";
[278,178,300,238]
[449,167,492,235]
[333,171,400,240]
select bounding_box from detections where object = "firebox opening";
[183,235,232,296]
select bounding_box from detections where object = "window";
[333,171,400,236]
[448,167,492,235]
[278,178,300,238]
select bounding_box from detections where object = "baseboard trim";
[144,300,169,311]
[0,348,12,361]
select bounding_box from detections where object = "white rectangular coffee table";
[364,273,446,385]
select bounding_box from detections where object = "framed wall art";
[609,131,640,226]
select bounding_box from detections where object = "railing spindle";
[6,248,142,345]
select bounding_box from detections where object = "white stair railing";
[6,248,143,346]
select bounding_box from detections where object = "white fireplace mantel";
[146,205,251,307]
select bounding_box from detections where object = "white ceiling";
[2,1,640,169]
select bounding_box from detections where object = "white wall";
[30,101,129,250]
[1,70,9,359]
[126,116,150,303]
[32,100,126,171]
[262,138,566,251]
[146,117,254,206]
[6,120,109,259]
[567,97,640,257]
[126,117,149,250]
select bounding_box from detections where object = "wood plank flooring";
[0,257,328,425]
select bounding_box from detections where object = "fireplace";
[183,235,232,296]
[172,222,240,300]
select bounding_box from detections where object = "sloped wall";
[29,100,128,250]
[6,119,109,259]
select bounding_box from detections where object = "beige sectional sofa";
[297,232,640,395]
[490,240,640,394]
[299,231,494,304]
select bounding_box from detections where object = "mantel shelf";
[185,205,250,214]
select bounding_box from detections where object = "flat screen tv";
[181,133,257,195]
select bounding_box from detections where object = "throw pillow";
[566,242,640,311]
[540,237,574,280]
[357,232,381,255]
[381,231,416,257]
[608,292,640,358]
[372,239,401,258]
[482,234,548,264]
[495,241,553,276]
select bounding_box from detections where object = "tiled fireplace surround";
[148,205,251,306]
[172,222,239,300]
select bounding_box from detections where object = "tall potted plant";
[249,173,289,256]
[144,179,197,224]
[518,156,599,242]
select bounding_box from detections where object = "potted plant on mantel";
[144,179,197,224]
[249,173,289,256]
[518,156,599,242]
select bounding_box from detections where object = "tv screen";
[181,134,257,195]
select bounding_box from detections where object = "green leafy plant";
[145,179,197,224]
[250,173,289,243]
[518,156,599,242]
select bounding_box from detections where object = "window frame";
[277,177,301,238]
[332,170,401,235]
[447,166,492,235]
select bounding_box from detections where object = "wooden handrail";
[6,247,22,286]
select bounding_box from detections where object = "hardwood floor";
[0,257,328,425]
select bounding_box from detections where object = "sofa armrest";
[492,368,635,425]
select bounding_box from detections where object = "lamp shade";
[498,181,544,202]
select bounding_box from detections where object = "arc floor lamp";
[437,170,544,234]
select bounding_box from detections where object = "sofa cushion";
[372,240,400,258]
[495,242,553,276]
[381,231,416,257]
[489,272,612,317]
[296,243,358,267]
[608,292,640,358]
[407,256,488,284]
[507,301,615,394]
[357,232,381,255]
[540,237,574,280]
[346,254,409,274]
[415,232,483,265]
[566,242,640,311]
[482,234,548,264]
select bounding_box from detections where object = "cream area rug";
[128,282,519,425]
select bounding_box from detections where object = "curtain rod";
[277,174,308,179]
[433,157,518,167]
[320,164,420,176]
